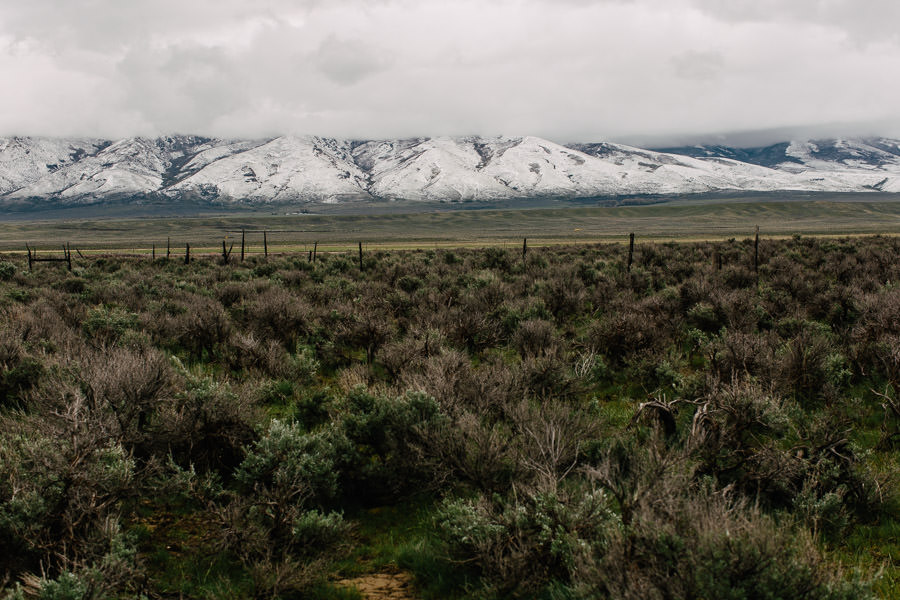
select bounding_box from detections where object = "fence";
[17,228,766,276]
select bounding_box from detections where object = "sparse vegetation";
[2,234,900,598]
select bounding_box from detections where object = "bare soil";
[337,568,417,600]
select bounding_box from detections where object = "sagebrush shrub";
[437,485,616,597]
[0,261,18,281]
[0,408,135,576]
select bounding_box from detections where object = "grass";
[132,500,255,598]
[335,498,476,599]
[832,514,900,597]
[2,198,900,253]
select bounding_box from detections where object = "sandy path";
[336,569,417,600]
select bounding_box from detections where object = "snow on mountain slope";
[168,136,371,203]
[352,137,512,201]
[652,142,802,169]
[171,139,270,182]
[568,141,833,194]
[659,138,900,192]
[0,137,108,195]
[352,135,793,200]
[477,136,624,196]
[783,138,900,170]
[7,136,220,201]
[779,139,900,191]
[3,135,900,206]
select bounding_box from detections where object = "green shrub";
[480,247,511,271]
[0,262,17,281]
[686,301,721,333]
[57,278,87,295]
[235,419,345,507]
[291,509,350,556]
[219,421,352,597]
[290,344,320,385]
[0,356,44,408]
[397,275,423,293]
[162,369,259,473]
[167,296,232,358]
[332,389,444,503]
[0,413,135,575]
[597,493,874,600]
[584,441,874,600]
[5,571,88,600]
[437,487,616,597]
[251,263,278,278]
[82,306,139,345]
[291,389,333,431]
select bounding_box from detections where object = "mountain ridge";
[3,135,900,207]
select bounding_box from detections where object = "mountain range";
[2,135,899,208]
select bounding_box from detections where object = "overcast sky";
[1,0,899,145]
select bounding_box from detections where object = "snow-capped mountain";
[0,137,109,195]
[4,136,226,201]
[656,138,900,192]
[2,135,900,207]
[169,137,371,203]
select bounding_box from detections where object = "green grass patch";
[337,498,475,599]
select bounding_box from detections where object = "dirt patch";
[337,569,417,600]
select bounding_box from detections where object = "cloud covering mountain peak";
[2,1,899,143]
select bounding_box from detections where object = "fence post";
[358,241,364,271]
[25,243,32,271]
[523,238,527,264]
[263,231,268,258]
[313,241,317,263]
[627,232,635,273]
[167,237,171,259]
[754,225,759,273]
[241,229,245,262]
[185,243,190,265]
[64,243,72,272]
[152,244,156,261]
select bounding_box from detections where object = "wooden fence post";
[185,243,190,265]
[23,244,76,271]
[627,232,635,273]
[167,237,171,259]
[152,244,156,261]
[240,230,245,262]
[358,241,364,271]
[263,231,268,258]
[523,238,527,264]
[313,241,317,263]
[754,226,759,273]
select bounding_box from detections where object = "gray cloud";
[313,36,390,85]
[1,0,899,144]
[671,51,725,81]
[688,0,900,44]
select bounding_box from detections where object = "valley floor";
[2,195,900,253]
